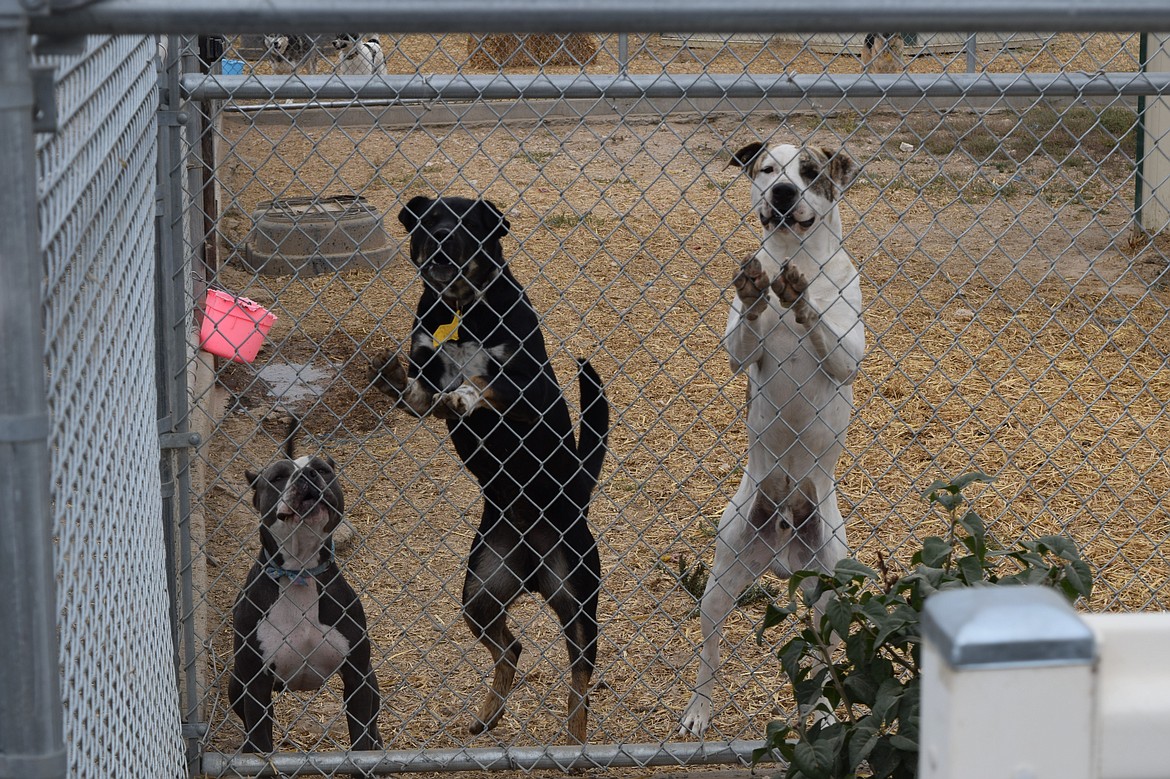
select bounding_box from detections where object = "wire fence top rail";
[182,71,1170,102]
[27,0,1170,35]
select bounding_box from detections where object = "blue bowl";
[221,58,245,75]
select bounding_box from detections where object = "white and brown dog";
[331,34,386,76]
[679,141,865,737]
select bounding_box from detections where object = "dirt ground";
[192,32,1169,775]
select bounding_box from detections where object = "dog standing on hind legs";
[678,140,866,737]
[367,195,609,744]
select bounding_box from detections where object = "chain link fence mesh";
[177,29,1170,773]
[35,34,186,779]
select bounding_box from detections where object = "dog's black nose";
[770,183,799,215]
[428,227,460,256]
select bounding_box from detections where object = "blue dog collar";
[263,543,334,586]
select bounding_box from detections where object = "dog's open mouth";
[276,493,329,524]
[761,209,816,232]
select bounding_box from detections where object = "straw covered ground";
[194,32,1169,773]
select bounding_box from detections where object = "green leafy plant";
[672,554,710,601]
[752,472,1092,779]
[667,554,779,608]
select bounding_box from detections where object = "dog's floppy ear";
[478,199,511,242]
[820,147,858,193]
[398,195,433,233]
[245,469,264,511]
[728,142,766,172]
[329,475,345,516]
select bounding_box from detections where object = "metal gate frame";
[21,2,1170,777]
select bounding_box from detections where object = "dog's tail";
[282,414,301,460]
[574,358,609,497]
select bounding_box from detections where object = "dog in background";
[678,141,866,737]
[229,417,381,753]
[367,195,609,744]
[862,32,905,73]
[331,34,386,76]
[263,34,323,74]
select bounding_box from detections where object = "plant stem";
[943,501,959,576]
[805,607,858,727]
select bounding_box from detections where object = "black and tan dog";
[368,195,609,743]
[229,418,381,753]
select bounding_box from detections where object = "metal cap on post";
[919,586,1096,779]
[922,585,1096,669]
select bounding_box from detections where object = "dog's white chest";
[434,341,511,390]
[257,580,350,690]
[338,41,384,75]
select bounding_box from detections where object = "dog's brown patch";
[468,375,508,414]
[798,147,858,201]
[729,141,767,177]
[471,638,520,735]
[799,148,836,202]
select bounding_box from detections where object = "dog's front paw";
[770,263,809,307]
[331,518,358,552]
[367,349,408,397]
[734,256,771,320]
[772,263,820,326]
[439,384,481,417]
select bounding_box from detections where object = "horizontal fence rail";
[27,0,1170,35]
[201,739,766,776]
[183,71,1170,103]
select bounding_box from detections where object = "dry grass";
[195,32,1169,774]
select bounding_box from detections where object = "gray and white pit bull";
[229,420,381,753]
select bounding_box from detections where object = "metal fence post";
[156,34,204,775]
[0,4,66,779]
[920,587,1096,779]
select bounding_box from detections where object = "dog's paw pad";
[735,257,769,294]
[734,256,773,318]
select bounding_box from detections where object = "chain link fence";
[15,5,1170,777]
[33,33,186,779]
[162,26,1170,775]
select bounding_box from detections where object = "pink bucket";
[199,289,277,363]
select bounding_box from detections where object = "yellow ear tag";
[432,310,461,349]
